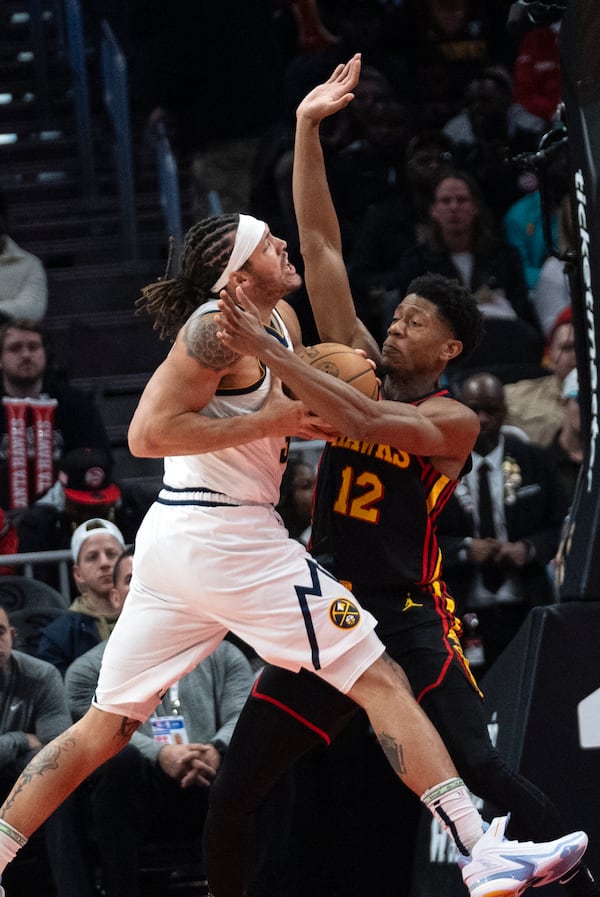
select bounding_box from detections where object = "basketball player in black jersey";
[210,55,598,897]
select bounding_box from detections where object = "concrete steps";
[1,0,195,479]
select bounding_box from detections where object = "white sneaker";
[460,816,589,897]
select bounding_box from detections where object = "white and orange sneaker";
[460,816,588,897]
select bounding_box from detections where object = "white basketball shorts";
[94,490,384,721]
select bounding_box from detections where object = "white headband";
[211,214,266,293]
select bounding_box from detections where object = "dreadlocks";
[136,214,239,342]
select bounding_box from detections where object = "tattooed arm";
[129,311,333,457]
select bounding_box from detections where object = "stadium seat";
[8,606,66,656]
[0,576,69,613]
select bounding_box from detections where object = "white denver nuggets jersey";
[163,301,293,504]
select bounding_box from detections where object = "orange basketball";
[293,342,379,400]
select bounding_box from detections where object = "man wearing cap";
[56,445,122,521]
[22,445,120,521]
[36,518,126,676]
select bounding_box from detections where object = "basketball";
[291,342,379,400]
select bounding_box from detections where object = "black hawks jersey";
[310,389,459,592]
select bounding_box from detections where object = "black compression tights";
[204,694,326,897]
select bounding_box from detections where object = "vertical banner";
[30,398,57,499]
[2,396,57,509]
[3,398,30,509]
[558,0,600,600]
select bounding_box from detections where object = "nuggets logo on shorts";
[329,597,361,629]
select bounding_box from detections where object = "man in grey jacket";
[66,605,254,897]
[0,606,93,897]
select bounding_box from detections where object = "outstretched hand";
[216,287,272,357]
[296,53,361,125]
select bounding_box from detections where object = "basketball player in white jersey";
[0,59,587,897]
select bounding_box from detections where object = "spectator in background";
[66,605,254,897]
[282,0,408,122]
[0,606,94,897]
[532,194,573,338]
[393,0,514,124]
[512,22,562,126]
[276,455,315,546]
[503,187,558,296]
[0,510,18,574]
[0,320,112,512]
[36,518,126,675]
[18,444,149,549]
[325,87,415,254]
[385,170,536,341]
[437,372,568,672]
[274,64,407,256]
[504,305,576,445]
[503,133,570,299]
[443,67,544,223]
[547,367,583,508]
[17,447,132,594]
[266,0,410,241]
[0,190,47,322]
[347,129,455,340]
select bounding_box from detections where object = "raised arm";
[293,54,381,361]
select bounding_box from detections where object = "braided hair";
[136,213,239,341]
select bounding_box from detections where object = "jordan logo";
[402,596,423,612]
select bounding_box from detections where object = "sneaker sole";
[469,878,541,897]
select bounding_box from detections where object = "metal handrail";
[100,19,138,258]
[154,118,183,269]
[63,0,96,194]
[1,550,73,602]
[27,0,50,113]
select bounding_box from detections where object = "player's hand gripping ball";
[286,342,379,400]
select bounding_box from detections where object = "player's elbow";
[128,417,161,458]
[299,231,331,262]
[343,400,380,441]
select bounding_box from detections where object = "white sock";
[0,820,28,871]
[421,777,484,856]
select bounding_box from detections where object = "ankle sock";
[0,819,28,871]
[421,777,484,856]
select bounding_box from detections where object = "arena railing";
[100,19,138,258]
[1,550,73,602]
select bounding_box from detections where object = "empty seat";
[0,576,69,613]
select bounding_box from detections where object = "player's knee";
[209,763,259,817]
[348,652,412,708]
[77,706,137,762]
